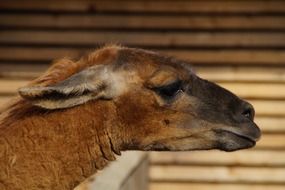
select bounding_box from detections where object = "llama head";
[18,46,261,152]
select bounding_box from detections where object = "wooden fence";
[75,152,148,190]
[0,0,285,190]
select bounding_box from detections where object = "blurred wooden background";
[0,0,285,190]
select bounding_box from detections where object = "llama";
[0,45,261,190]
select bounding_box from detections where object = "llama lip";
[231,132,256,145]
[220,129,257,144]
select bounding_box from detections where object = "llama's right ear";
[18,65,116,110]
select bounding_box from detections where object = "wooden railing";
[75,152,148,190]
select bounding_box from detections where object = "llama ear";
[18,65,114,109]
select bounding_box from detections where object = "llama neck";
[0,100,122,190]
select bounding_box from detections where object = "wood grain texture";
[218,83,285,99]
[1,31,284,47]
[0,80,29,95]
[150,166,285,183]
[1,47,285,65]
[77,152,148,190]
[1,14,285,30]
[1,0,285,13]
[1,65,285,83]
[256,117,285,133]
[249,100,285,116]
[150,150,285,166]
[0,96,13,106]
[195,66,285,83]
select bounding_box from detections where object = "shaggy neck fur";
[0,100,123,190]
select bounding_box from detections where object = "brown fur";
[0,45,261,190]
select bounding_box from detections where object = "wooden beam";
[150,183,285,190]
[0,47,82,61]
[0,63,47,79]
[1,31,285,48]
[256,134,285,149]
[217,82,285,99]
[165,50,285,65]
[150,165,285,183]
[1,0,284,13]
[0,96,13,106]
[150,150,285,166]
[195,66,285,83]
[75,152,148,190]
[0,79,29,95]
[1,64,285,83]
[250,100,285,116]
[1,47,285,65]
[1,14,285,30]
[256,117,285,133]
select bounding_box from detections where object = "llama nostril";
[242,103,255,121]
[242,109,251,118]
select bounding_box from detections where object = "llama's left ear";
[18,65,116,110]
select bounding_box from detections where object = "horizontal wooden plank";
[165,50,285,65]
[0,47,82,61]
[256,117,285,133]
[150,183,285,190]
[76,152,147,190]
[1,0,285,13]
[1,31,285,47]
[257,134,285,149]
[150,165,285,183]
[150,150,285,166]
[218,83,285,99]
[1,14,285,30]
[250,100,285,116]
[1,47,285,65]
[195,66,285,83]
[0,63,47,79]
[1,64,285,83]
[0,96,13,106]
[0,71,39,80]
[0,80,29,95]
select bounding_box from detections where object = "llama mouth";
[216,129,257,144]
[230,132,256,145]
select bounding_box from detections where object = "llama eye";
[154,80,183,99]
